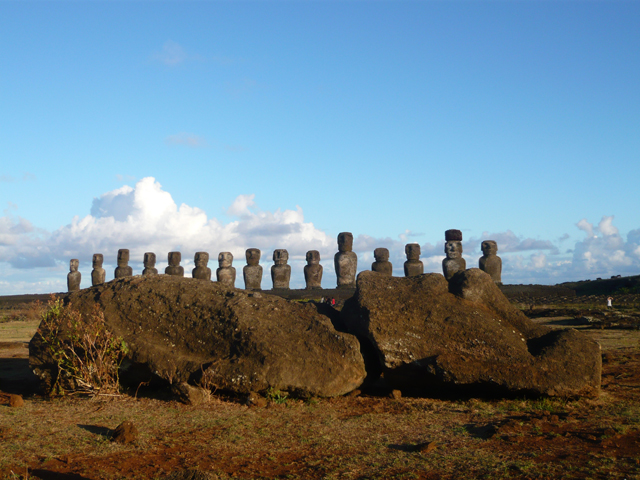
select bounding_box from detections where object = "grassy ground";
[0,297,639,479]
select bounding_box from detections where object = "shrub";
[36,297,129,396]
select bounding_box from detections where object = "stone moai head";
[218,252,233,268]
[445,241,463,259]
[144,252,156,267]
[168,251,181,266]
[374,248,389,262]
[306,250,320,265]
[273,249,289,265]
[405,243,421,260]
[69,259,79,272]
[92,254,103,268]
[195,252,209,267]
[481,240,498,256]
[246,248,261,266]
[117,249,130,266]
[337,232,354,252]
[444,230,463,259]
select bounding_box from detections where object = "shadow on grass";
[77,424,112,438]
[28,470,92,480]
[0,357,41,396]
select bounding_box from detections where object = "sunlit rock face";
[334,232,357,289]
[341,269,601,398]
[30,275,367,398]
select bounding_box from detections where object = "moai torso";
[114,249,133,278]
[371,247,392,276]
[216,252,236,287]
[91,254,105,286]
[442,229,466,281]
[479,240,502,284]
[165,251,184,276]
[304,250,323,289]
[334,232,357,288]
[404,243,424,277]
[192,252,212,280]
[142,252,158,276]
[243,248,263,290]
[67,259,81,292]
[271,249,291,289]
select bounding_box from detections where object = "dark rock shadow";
[464,422,498,439]
[28,470,92,480]
[0,357,41,396]
[77,424,112,438]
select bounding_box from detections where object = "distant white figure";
[607,296,613,308]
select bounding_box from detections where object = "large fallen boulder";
[29,275,366,397]
[341,269,601,397]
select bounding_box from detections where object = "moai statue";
[192,252,212,281]
[142,252,158,276]
[404,243,424,277]
[271,249,291,289]
[114,249,133,279]
[442,229,466,281]
[334,232,357,288]
[371,248,392,276]
[165,251,184,276]
[479,240,502,284]
[216,252,236,287]
[67,259,81,292]
[243,248,263,290]
[304,250,323,289]
[91,253,105,286]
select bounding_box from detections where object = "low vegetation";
[35,297,129,397]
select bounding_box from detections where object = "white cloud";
[577,218,594,237]
[227,194,256,217]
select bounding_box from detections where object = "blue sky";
[1,1,639,294]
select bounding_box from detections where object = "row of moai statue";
[67,230,502,292]
[441,229,502,284]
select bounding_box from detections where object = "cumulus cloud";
[165,133,207,148]
[569,215,637,277]
[227,194,256,217]
[0,178,336,290]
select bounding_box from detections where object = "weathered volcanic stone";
[91,254,106,286]
[479,240,502,284]
[115,249,133,279]
[341,269,601,397]
[142,252,158,276]
[335,232,357,288]
[30,275,365,398]
[67,259,81,292]
[216,252,236,287]
[403,243,423,277]
[243,248,263,290]
[371,248,392,276]
[271,249,291,289]
[304,250,323,289]
[165,252,184,277]
[192,252,211,281]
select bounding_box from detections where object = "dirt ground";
[1,298,640,479]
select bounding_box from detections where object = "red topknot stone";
[445,229,463,242]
